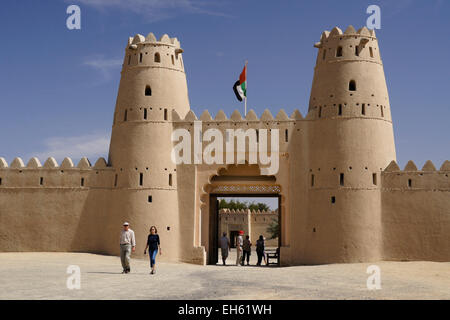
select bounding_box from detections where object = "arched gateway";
[199,164,285,265]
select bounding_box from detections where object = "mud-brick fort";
[0,26,449,265]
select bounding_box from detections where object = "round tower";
[301,26,396,263]
[104,33,190,261]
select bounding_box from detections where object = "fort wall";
[381,160,450,261]
[0,157,113,253]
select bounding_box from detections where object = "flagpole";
[244,60,248,116]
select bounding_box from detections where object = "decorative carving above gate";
[210,184,281,194]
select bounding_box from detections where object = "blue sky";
[0,0,449,173]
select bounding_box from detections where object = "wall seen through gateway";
[215,196,280,266]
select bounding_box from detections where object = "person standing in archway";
[242,235,252,266]
[220,232,230,265]
[236,230,244,266]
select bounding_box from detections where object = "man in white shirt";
[120,222,136,273]
[236,230,244,266]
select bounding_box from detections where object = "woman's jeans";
[149,249,158,268]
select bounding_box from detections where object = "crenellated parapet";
[219,208,278,215]
[314,26,379,65]
[122,32,185,73]
[170,108,302,167]
[219,208,278,225]
[0,156,115,189]
[382,160,450,190]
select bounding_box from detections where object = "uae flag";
[233,64,247,102]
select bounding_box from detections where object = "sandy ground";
[0,252,449,300]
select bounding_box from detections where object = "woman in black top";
[256,235,265,266]
[144,226,161,274]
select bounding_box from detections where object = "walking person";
[144,226,161,274]
[120,222,136,274]
[219,232,230,265]
[256,235,265,266]
[236,230,244,266]
[242,235,252,266]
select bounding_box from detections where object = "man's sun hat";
[123,222,129,226]
[239,230,244,234]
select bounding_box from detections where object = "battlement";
[313,25,381,68]
[382,160,450,190]
[0,156,114,189]
[127,33,181,48]
[121,32,185,82]
[172,108,302,123]
[316,26,376,45]
[219,208,278,215]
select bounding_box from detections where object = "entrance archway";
[202,164,282,265]
[209,193,281,265]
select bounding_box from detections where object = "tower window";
[369,47,374,58]
[349,80,356,91]
[81,178,85,187]
[128,55,131,65]
[362,103,366,115]
[169,174,172,186]
[408,179,412,188]
[322,49,326,60]
[164,108,168,121]
[124,109,128,121]
[148,195,152,203]
[285,129,288,142]
[340,173,344,186]
[256,129,259,143]
[40,177,44,186]
[171,55,174,65]
[331,196,336,204]
[336,46,343,57]
[380,106,384,117]
[311,174,315,187]
[145,85,152,96]
[154,53,161,63]
[338,104,342,115]
[355,46,359,56]
[318,106,322,118]
[372,173,377,185]
[114,174,118,187]
[139,173,143,186]
[139,53,143,63]
[144,108,147,120]
[0,178,2,185]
